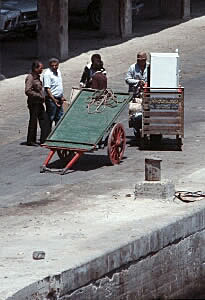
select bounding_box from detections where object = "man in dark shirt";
[90,61,107,90]
[80,54,106,88]
[25,60,49,146]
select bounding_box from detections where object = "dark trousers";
[45,98,64,133]
[27,102,50,144]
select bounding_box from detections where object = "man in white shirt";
[125,52,149,94]
[43,58,66,132]
[125,51,149,137]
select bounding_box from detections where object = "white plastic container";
[150,52,180,90]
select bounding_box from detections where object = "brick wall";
[60,231,205,299]
[8,209,205,300]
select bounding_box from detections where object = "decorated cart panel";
[141,87,184,150]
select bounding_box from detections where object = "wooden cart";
[140,87,184,150]
[40,89,132,175]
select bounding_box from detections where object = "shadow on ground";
[0,0,204,79]
[126,135,183,151]
[46,153,111,173]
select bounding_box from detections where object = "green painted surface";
[43,141,93,151]
[45,89,131,149]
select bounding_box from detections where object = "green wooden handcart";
[40,88,132,174]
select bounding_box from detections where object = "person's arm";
[61,96,67,102]
[125,65,140,86]
[45,87,61,107]
[80,66,89,87]
[25,75,44,99]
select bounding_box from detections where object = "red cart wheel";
[107,123,126,165]
[57,149,75,161]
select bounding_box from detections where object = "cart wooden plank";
[144,118,181,125]
[143,125,181,130]
[143,129,182,135]
[43,141,94,151]
[142,87,184,137]
[144,111,180,117]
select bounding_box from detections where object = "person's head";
[95,60,104,71]
[49,57,59,73]
[91,54,102,69]
[137,51,147,69]
[31,60,43,74]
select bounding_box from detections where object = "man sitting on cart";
[125,51,149,137]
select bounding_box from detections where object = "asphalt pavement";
[0,72,205,208]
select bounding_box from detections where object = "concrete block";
[135,180,175,202]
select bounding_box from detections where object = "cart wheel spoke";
[107,123,126,165]
[57,149,75,162]
[111,145,116,153]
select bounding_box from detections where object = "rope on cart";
[87,89,125,114]
[174,191,205,203]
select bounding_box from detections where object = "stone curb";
[7,206,205,299]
